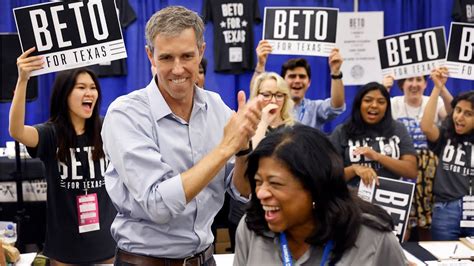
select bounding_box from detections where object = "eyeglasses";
[258,92,286,101]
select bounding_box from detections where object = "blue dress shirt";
[101,79,244,258]
[293,98,346,130]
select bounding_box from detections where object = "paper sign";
[336,12,383,85]
[358,176,415,243]
[262,7,338,56]
[446,22,474,80]
[378,27,446,80]
[13,0,127,76]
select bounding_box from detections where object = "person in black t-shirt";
[9,48,116,265]
[452,0,474,23]
[197,58,207,89]
[421,68,474,240]
[329,82,418,187]
[202,0,261,74]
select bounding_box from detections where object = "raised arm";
[420,67,448,141]
[9,47,43,148]
[329,48,345,108]
[103,91,262,223]
[250,40,272,89]
[382,74,395,93]
[438,80,454,118]
[251,103,279,148]
[181,92,262,201]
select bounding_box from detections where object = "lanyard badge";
[279,232,333,266]
[76,193,100,233]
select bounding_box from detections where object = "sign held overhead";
[377,27,446,80]
[446,22,474,80]
[13,0,127,76]
[263,7,338,57]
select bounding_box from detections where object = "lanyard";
[298,99,306,121]
[279,232,334,266]
[279,233,293,266]
[321,240,334,266]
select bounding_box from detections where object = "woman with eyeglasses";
[249,72,295,147]
[228,72,295,252]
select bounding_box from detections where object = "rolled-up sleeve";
[102,95,186,224]
[300,98,346,129]
[316,98,346,122]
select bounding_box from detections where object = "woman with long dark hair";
[329,82,417,187]
[9,48,116,265]
[383,70,453,233]
[421,68,474,240]
[234,125,408,265]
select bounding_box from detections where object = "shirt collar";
[146,78,208,122]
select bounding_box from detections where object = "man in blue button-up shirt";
[252,40,346,130]
[102,6,262,264]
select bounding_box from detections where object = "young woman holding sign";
[421,68,474,241]
[9,48,116,265]
[383,70,453,240]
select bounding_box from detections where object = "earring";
[312,202,316,209]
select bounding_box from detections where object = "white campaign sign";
[377,27,446,80]
[446,22,474,80]
[13,0,127,76]
[262,7,338,57]
[336,12,383,85]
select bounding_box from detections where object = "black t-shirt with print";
[452,0,474,23]
[429,128,474,202]
[329,121,417,187]
[27,122,116,264]
[89,0,136,77]
[202,0,261,74]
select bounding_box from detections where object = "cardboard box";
[216,228,230,243]
[215,242,231,254]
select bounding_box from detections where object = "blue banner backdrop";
[0,0,472,145]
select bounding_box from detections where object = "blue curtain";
[0,0,473,145]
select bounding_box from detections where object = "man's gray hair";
[146,6,205,52]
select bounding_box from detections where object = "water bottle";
[3,223,17,245]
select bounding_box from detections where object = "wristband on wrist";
[236,140,253,157]
[331,72,343,80]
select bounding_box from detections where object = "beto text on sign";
[263,7,338,57]
[13,0,127,76]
